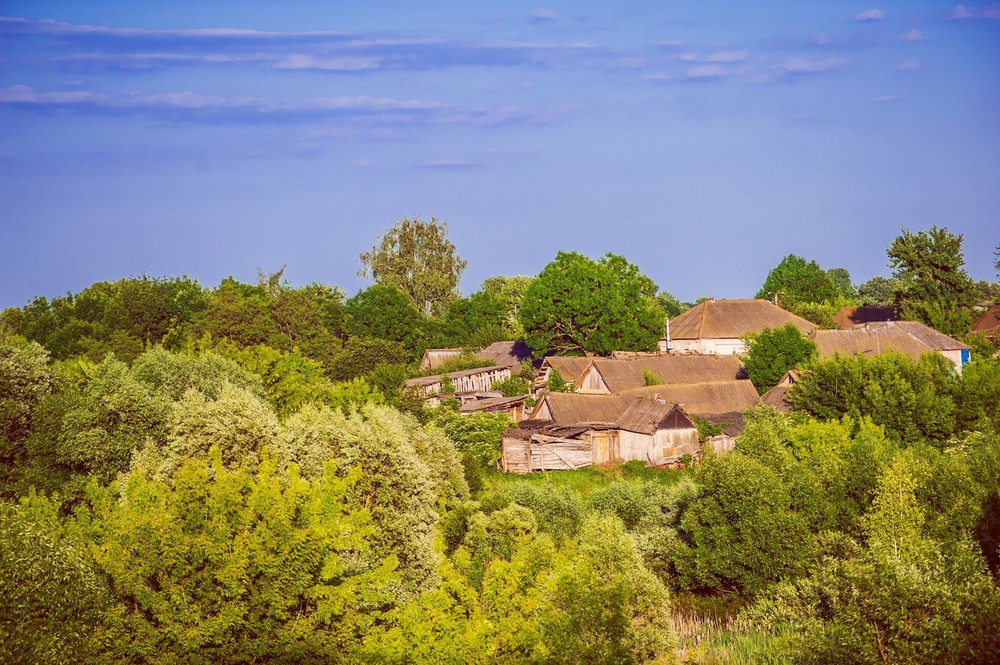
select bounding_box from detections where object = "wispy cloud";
[0,84,569,127]
[874,94,900,102]
[530,9,559,22]
[685,64,729,80]
[897,29,927,41]
[774,57,849,75]
[2,16,605,74]
[894,59,922,71]
[707,49,748,63]
[855,9,886,22]
[273,55,382,71]
[416,158,483,170]
[950,4,1000,20]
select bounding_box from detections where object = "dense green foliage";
[741,324,816,390]
[520,251,665,356]
[888,226,978,336]
[2,226,998,662]
[358,216,467,317]
[755,254,839,307]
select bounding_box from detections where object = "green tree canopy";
[359,217,467,317]
[755,254,839,307]
[857,275,903,307]
[741,323,817,391]
[519,251,664,356]
[888,226,977,336]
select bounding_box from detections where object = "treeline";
[2,220,999,663]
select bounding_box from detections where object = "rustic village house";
[661,298,815,355]
[811,321,971,374]
[503,393,700,473]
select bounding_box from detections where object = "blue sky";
[1,1,998,307]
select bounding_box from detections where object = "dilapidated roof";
[812,321,967,363]
[541,356,594,385]
[667,299,815,341]
[588,354,746,392]
[477,340,534,368]
[624,380,761,420]
[534,392,695,435]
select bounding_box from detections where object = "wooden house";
[661,299,815,355]
[759,369,801,413]
[834,306,896,329]
[971,304,1000,343]
[624,379,761,452]
[405,365,513,399]
[534,356,594,393]
[503,393,700,473]
[418,348,464,372]
[811,321,970,374]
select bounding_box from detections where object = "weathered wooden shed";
[404,365,513,398]
[503,393,701,472]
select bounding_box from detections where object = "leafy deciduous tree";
[741,323,817,391]
[755,254,838,307]
[359,217,467,317]
[888,225,977,336]
[520,251,663,356]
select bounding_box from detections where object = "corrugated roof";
[404,364,508,388]
[668,299,815,340]
[541,392,634,425]
[834,306,896,329]
[623,380,761,419]
[538,392,692,435]
[812,321,967,363]
[477,340,534,368]
[590,354,746,392]
[616,399,694,435]
[972,304,1000,334]
[542,356,594,384]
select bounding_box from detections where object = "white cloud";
[531,9,559,21]
[874,94,900,102]
[952,4,976,18]
[897,28,927,41]
[706,49,748,63]
[613,57,648,69]
[951,4,1000,19]
[895,59,922,71]
[774,57,849,74]
[416,158,482,169]
[686,64,728,79]
[855,9,886,21]
[676,51,701,62]
[273,55,381,71]
[641,71,675,81]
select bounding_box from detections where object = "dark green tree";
[519,251,663,356]
[789,350,958,445]
[857,275,903,307]
[888,226,977,336]
[741,324,817,391]
[826,267,858,301]
[755,254,839,307]
[344,284,424,351]
[359,217,467,317]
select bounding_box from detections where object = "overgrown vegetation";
[2,224,999,662]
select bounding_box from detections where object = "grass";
[670,593,799,664]
[483,460,691,497]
